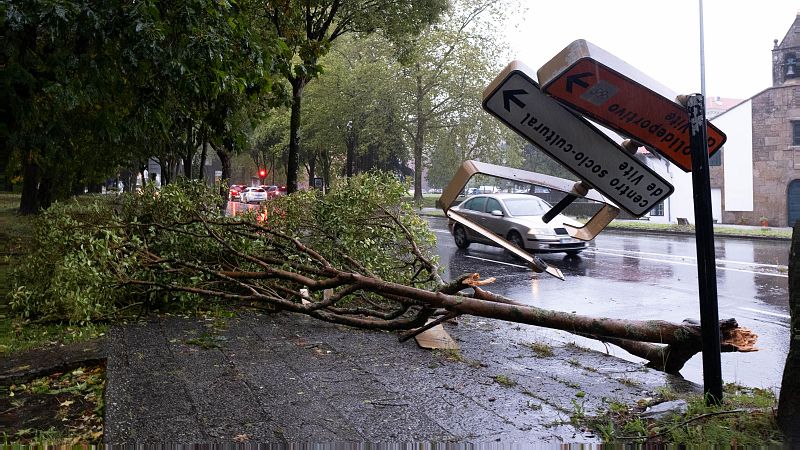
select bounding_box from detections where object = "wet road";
[427,216,790,390]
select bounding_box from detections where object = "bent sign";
[537,39,726,173]
[482,61,673,217]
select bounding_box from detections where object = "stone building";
[710,13,800,226]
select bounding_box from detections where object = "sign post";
[687,94,723,404]
[537,41,726,403]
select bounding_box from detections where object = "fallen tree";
[11,174,756,374]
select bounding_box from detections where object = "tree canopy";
[3,0,539,212]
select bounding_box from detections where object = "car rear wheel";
[453,225,470,249]
[506,231,525,250]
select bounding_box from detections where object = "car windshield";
[251,188,265,193]
[503,197,550,216]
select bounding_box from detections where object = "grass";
[607,219,792,239]
[1,365,105,444]
[404,193,442,210]
[523,341,554,357]
[582,383,783,445]
[492,374,517,387]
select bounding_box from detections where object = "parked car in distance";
[447,193,589,255]
[229,184,247,201]
[241,187,268,204]
[262,185,287,199]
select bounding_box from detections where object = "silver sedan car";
[447,193,589,255]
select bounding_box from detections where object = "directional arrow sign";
[482,61,673,217]
[538,39,726,172]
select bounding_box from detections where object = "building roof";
[706,96,744,117]
[776,12,800,50]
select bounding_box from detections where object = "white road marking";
[585,249,788,278]
[592,246,787,270]
[738,307,791,319]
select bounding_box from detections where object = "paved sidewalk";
[105,311,698,444]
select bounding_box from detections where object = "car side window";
[485,198,502,213]
[465,197,486,212]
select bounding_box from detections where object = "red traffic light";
[258,169,267,178]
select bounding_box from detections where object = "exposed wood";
[414,322,459,350]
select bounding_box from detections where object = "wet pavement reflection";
[428,216,789,391]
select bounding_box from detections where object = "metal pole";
[687,93,723,405]
[699,0,707,97]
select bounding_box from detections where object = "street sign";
[482,61,673,217]
[537,39,726,172]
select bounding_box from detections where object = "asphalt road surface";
[428,216,790,391]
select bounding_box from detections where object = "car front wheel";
[453,226,470,249]
[506,231,525,250]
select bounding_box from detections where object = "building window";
[793,121,800,146]
[650,201,664,217]
[709,148,722,166]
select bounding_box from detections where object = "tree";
[261,0,447,193]
[426,104,524,189]
[393,0,517,202]
[250,111,289,184]
[302,34,409,184]
[2,0,283,212]
[125,0,281,192]
[2,0,136,212]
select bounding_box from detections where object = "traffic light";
[258,168,267,179]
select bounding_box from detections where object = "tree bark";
[19,150,40,215]
[287,77,307,193]
[412,75,426,204]
[778,223,800,442]
[211,140,233,207]
[181,122,195,179]
[198,138,208,182]
[345,126,356,178]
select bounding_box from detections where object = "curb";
[0,337,107,385]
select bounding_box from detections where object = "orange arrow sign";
[538,40,726,172]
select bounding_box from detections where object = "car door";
[457,197,488,243]
[481,197,509,240]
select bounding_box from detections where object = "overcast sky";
[504,1,800,100]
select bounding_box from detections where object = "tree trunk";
[198,138,208,182]
[412,75,426,204]
[19,150,40,215]
[306,151,316,185]
[211,140,233,207]
[287,77,307,193]
[413,119,425,203]
[778,223,800,442]
[345,128,356,178]
[37,173,53,210]
[182,122,195,179]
